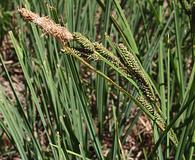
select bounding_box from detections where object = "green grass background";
[0,0,195,159]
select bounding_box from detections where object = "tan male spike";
[18,8,73,43]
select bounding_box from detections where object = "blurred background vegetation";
[0,0,195,159]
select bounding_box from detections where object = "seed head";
[18,8,73,43]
